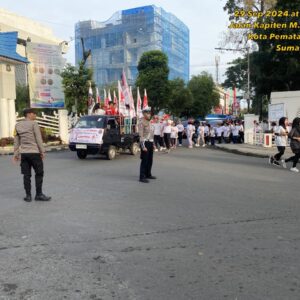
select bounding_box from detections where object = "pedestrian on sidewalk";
[282,117,300,173]
[269,117,289,167]
[13,108,51,202]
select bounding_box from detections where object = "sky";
[0,0,241,82]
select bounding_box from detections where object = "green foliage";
[60,61,94,114]
[15,85,29,114]
[223,58,248,90]
[136,50,170,113]
[188,72,219,118]
[167,78,193,117]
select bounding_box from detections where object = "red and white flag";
[118,80,127,117]
[113,90,118,105]
[129,86,136,118]
[108,89,112,103]
[104,89,109,108]
[96,87,101,104]
[113,90,118,114]
[136,87,143,119]
[143,89,148,109]
[121,70,131,109]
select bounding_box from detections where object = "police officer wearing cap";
[13,108,51,202]
[138,107,156,183]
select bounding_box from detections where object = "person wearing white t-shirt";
[186,121,195,148]
[216,123,224,144]
[152,117,162,152]
[176,121,184,146]
[170,123,179,148]
[270,117,289,167]
[209,124,216,146]
[231,122,240,144]
[163,120,172,152]
[223,123,231,143]
[196,123,205,147]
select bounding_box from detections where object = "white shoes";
[290,167,299,173]
[281,160,287,169]
[154,149,158,152]
[195,144,200,148]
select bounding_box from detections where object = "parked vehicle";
[69,115,139,160]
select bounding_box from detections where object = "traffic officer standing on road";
[13,108,51,202]
[138,107,156,183]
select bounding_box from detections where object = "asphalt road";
[0,147,299,300]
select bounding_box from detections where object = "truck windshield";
[75,116,105,129]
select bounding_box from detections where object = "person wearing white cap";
[138,107,156,183]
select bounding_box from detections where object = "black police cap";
[23,108,36,116]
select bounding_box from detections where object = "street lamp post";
[215,47,251,113]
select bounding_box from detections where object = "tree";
[167,78,193,117]
[135,50,170,113]
[60,61,94,114]
[15,85,30,114]
[188,72,219,118]
[223,57,248,90]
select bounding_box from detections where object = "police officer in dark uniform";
[138,107,156,183]
[13,108,51,202]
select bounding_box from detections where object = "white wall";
[271,91,300,121]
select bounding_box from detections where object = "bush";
[40,128,62,144]
[0,137,14,147]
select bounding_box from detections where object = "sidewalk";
[215,143,293,158]
[0,144,69,155]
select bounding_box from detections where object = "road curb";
[0,145,69,156]
[215,145,269,159]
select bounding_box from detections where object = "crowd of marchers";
[150,117,245,152]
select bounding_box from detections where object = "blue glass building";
[75,5,189,86]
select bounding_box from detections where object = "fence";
[16,110,81,144]
[16,112,60,136]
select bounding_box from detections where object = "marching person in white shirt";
[186,120,195,149]
[163,119,172,153]
[176,120,184,147]
[216,123,224,144]
[196,122,205,147]
[231,122,240,144]
[152,116,163,152]
[170,122,179,149]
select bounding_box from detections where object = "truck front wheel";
[77,150,87,159]
[106,146,116,160]
[130,142,139,155]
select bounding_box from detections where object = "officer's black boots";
[35,194,51,201]
[147,176,157,179]
[139,178,149,183]
[23,195,32,202]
